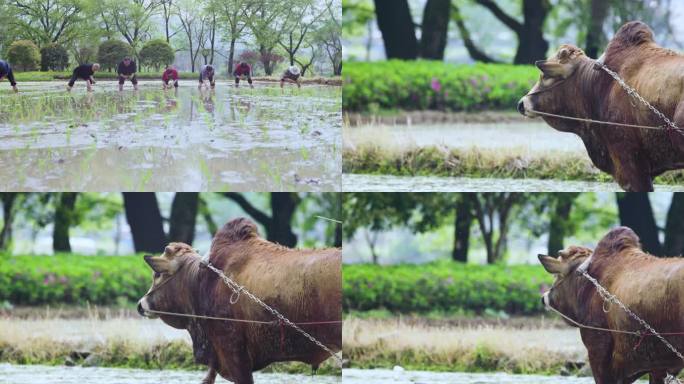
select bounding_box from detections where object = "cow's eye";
[154,272,161,279]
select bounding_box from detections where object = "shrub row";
[342,60,539,112]
[0,254,151,305]
[343,261,554,315]
[6,39,175,72]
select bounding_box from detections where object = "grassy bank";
[12,71,341,85]
[343,261,553,316]
[343,316,586,375]
[343,146,684,185]
[0,313,340,375]
[343,60,536,112]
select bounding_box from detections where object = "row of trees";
[0,0,342,75]
[0,192,342,254]
[344,0,679,64]
[344,193,684,264]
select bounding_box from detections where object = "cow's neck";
[562,58,616,173]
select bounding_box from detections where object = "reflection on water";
[343,174,684,192]
[342,369,594,384]
[0,364,341,384]
[0,81,341,191]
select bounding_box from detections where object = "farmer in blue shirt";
[198,64,216,89]
[0,60,18,92]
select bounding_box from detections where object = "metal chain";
[581,270,684,382]
[597,62,683,134]
[203,262,343,367]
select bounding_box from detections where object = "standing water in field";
[0,81,341,191]
[0,364,342,384]
[342,369,595,384]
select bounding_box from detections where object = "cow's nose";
[137,301,145,316]
[517,99,525,115]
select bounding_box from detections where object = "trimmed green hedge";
[343,60,538,112]
[343,261,554,315]
[0,254,150,305]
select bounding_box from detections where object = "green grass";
[343,260,554,316]
[0,338,340,374]
[343,60,537,112]
[343,146,684,185]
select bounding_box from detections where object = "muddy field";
[0,81,341,191]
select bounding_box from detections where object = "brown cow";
[137,218,342,384]
[518,21,684,192]
[539,227,684,383]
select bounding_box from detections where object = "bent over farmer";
[117,56,138,91]
[67,63,100,92]
[281,65,301,89]
[233,61,253,88]
[198,65,215,89]
[162,65,179,89]
[0,59,18,92]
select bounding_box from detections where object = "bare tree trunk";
[419,0,450,60]
[547,194,576,255]
[228,38,236,74]
[0,193,18,251]
[373,0,418,59]
[123,193,168,253]
[169,193,199,245]
[585,0,609,58]
[616,193,663,256]
[453,197,472,262]
[53,193,78,253]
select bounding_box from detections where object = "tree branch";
[452,4,501,63]
[222,193,271,226]
[474,0,523,33]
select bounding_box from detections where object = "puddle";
[0,81,341,191]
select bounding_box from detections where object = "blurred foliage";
[342,0,374,36]
[343,261,553,315]
[0,254,149,305]
[343,60,537,112]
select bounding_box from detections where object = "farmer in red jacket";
[162,65,179,89]
[233,61,253,88]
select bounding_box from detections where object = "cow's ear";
[535,60,565,78]
[144,255,171,274]
[538,254,565,274]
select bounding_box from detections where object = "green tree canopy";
[139,39,175,71]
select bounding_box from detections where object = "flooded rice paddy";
[342,369,596,384]
[0,363,341,384]
[343,174,684,192]
[0,81,341,191]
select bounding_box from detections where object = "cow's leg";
[582,331,618,384]
[201,367,217,384]
[669,100,684,150]
[648,371,666,384]
[610,150,654,191]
